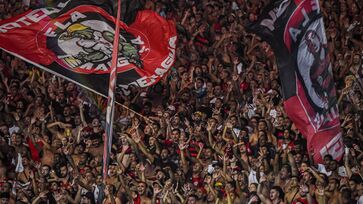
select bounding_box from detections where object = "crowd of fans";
[0,0,362,203]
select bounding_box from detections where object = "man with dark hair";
[0,192,10,204]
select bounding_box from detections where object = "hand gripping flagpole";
[103,0,122,182]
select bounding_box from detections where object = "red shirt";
[292,197,317,204]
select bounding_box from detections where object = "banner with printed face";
[0,0,177,96]
[247,0,343,163]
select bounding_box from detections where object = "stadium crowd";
[0,0,362,203]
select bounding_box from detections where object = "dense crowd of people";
[0,0,362,203]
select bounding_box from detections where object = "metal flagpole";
[102,0,122,182]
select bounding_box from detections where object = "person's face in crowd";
[194,66,202,76]
[160,149,169,160]
[83,166,92,173]
[172,116,180,127]
[40,165,50,177]
[181,71,189,81]
[57,91,66,102]
[85,172,94,184]
[357,183,363,196]
[221,69,230,80]
[256,73,263,84]
[61,137,68,146]
[258,135,267,146]
[260,145,268,156]
[60,166,68,178]
[74,144,85,155]
[72,115,82,126]
[144,125,152,135]
[213,85,222,96]
[181,92,190,102]
[143,104,152,115]
[353,54,361,64]
[229,116,237,126]
[95,175,103,185]
[10,133,21,146]
[49,91,56,100]
[52,139,62,149]
[204,148,213,159]
[328,178,338,191]
[58,189,70,203]
[80,195,92,204]
[92,118,100,128]
[47,84,54,93]
[195,78,204,89]
[215,131,223,142]
[283,130,290,140]
[249,183,257,192]
[300,162,309,173]
[0,3,5,13]
[257,121,266,131]
[79,153,89,165]
[315,178,326,190]
[214,98,222,109]
[206,82,213,92]
[329,160,338,171]
[250,117,258,128]
[269,189,279,201]
[0,197,9,204]
[0,181,10,192]
[120,135,128,145]
[238,142,247,153]
[209,118,217,128]
[177,66,185,75]
[63,106,71,117]
[66,83,75,92]
[247,71,254,81]
[9,84,18,95]
[156,170,165,180]
[192,162,202,173]
[206,191,215,202]
[349,180,357,191]
[323,156,332,167]
[50,181,59,192]
[271,80,279,90]
[259,164,266,174]
[148,136,156,146]
[187,195,197,204]
[16,100,24,110]
[290,176,299,188]
[190,52,198,62]
[283,118,291,128]
[294,153,303,164]
[35,96,42,106]
[137,182,147,195]
[279,165,290,180]
[171,129,180,142]
[152,123,159,133]
[0,125,8,135]
[108,165,117,177]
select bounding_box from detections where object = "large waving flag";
[0,0,177,96]
[247,0,343,163]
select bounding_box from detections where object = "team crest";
[42,14,150,74]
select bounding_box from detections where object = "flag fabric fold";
[247,0,343,163]
[0,0,177,97]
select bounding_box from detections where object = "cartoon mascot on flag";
[59,23,143,68]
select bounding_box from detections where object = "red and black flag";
[0,0,177,96]
[247,0,343,163]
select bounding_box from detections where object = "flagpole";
[103,0,122,182]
